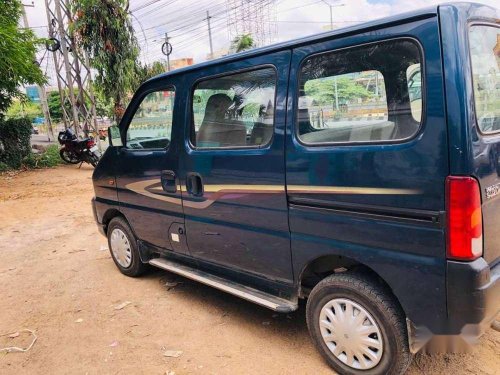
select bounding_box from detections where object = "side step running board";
[149,258,298,313]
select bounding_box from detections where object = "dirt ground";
[0,165,498,375]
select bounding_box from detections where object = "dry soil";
[0,165,498,374]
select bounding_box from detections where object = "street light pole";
[320,1,345,112]
[329,5,333,30]
[320,0,345,31]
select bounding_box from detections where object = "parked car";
[92,3,499,374]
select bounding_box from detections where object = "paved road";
[31,134,56,147]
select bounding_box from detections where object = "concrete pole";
[329,5,333,30]
[165,33,171,71]
[207,10,214,60]
[21,2,55,142]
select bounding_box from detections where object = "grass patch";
[21,144,62,169]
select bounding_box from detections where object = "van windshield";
[470,25,500,134]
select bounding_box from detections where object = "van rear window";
[297,39,422,144]
[469,25,500,134]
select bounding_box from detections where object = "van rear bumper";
[446,257,499,335]
[408,258,499,353]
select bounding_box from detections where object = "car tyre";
[306,271,412,375]
[107,217,148,277]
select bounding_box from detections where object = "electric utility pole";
[163,33,171,71]
[206,10,214,60]
[21,1,55,142]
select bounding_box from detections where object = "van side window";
[191,68,276,148]
[469,25,500,134]
[126,88,175,149]
[297,39,422,144]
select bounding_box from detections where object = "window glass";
[297,40,422,144]
[126,89,175,149]
[469,25,500,134]
[192,68,276,148]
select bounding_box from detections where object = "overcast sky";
[23,0,498,85]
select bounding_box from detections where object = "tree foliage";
[71,0,139,120]
[47,88,113,121]
[0,0,45,114]
[231,34,254,53]
[304,77,374,106]
[47,91,65,122]
[0,117,32,169]
[136,61,166,85]
[6,100,43,120]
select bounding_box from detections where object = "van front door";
[115,82,187,254]
[180,52,293,286]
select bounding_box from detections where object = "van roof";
[147,2,495,83]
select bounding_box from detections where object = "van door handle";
[186,173,203,197]
[161,170,177,193]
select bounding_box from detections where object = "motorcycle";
[58,129,101,167]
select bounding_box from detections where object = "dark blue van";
[92,3,499,374]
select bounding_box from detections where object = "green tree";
[304,77,374,106]
[5,99,43,120]
[71,0,139,121]
[0,0,45,114]
[93,88,114,118]
[231,34,254,53]
[48,88,113,121]
[136,61,166,86]
[47,91,65,122]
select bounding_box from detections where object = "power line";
[129,11,150,63]
[130,0,164,13]
[132,0,358,65]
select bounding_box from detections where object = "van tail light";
[86,139,95,148]
[446,176,483,261]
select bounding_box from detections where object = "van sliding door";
[179,51,294,288]
[286,18,450,332]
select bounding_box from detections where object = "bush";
[21,144,61,169]
[0,116,32,169]
[0,161,9,172]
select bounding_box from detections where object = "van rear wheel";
[107,217,147,277]
[306,272,412,375]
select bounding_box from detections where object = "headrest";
[203,93,232,122]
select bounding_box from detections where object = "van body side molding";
[289,197,443,227]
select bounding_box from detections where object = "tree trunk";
[114,99,125,124]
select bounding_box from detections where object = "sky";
[23,0,499,86]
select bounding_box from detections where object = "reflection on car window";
[470,25,500,134]
[297,39,422,144]
[407,65,422,122]
[191,68,276,148]
[126,89,175,149]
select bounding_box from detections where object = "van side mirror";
[108,125,123,147]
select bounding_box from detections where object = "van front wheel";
[306,272,412,375]
[107,217,147,277]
